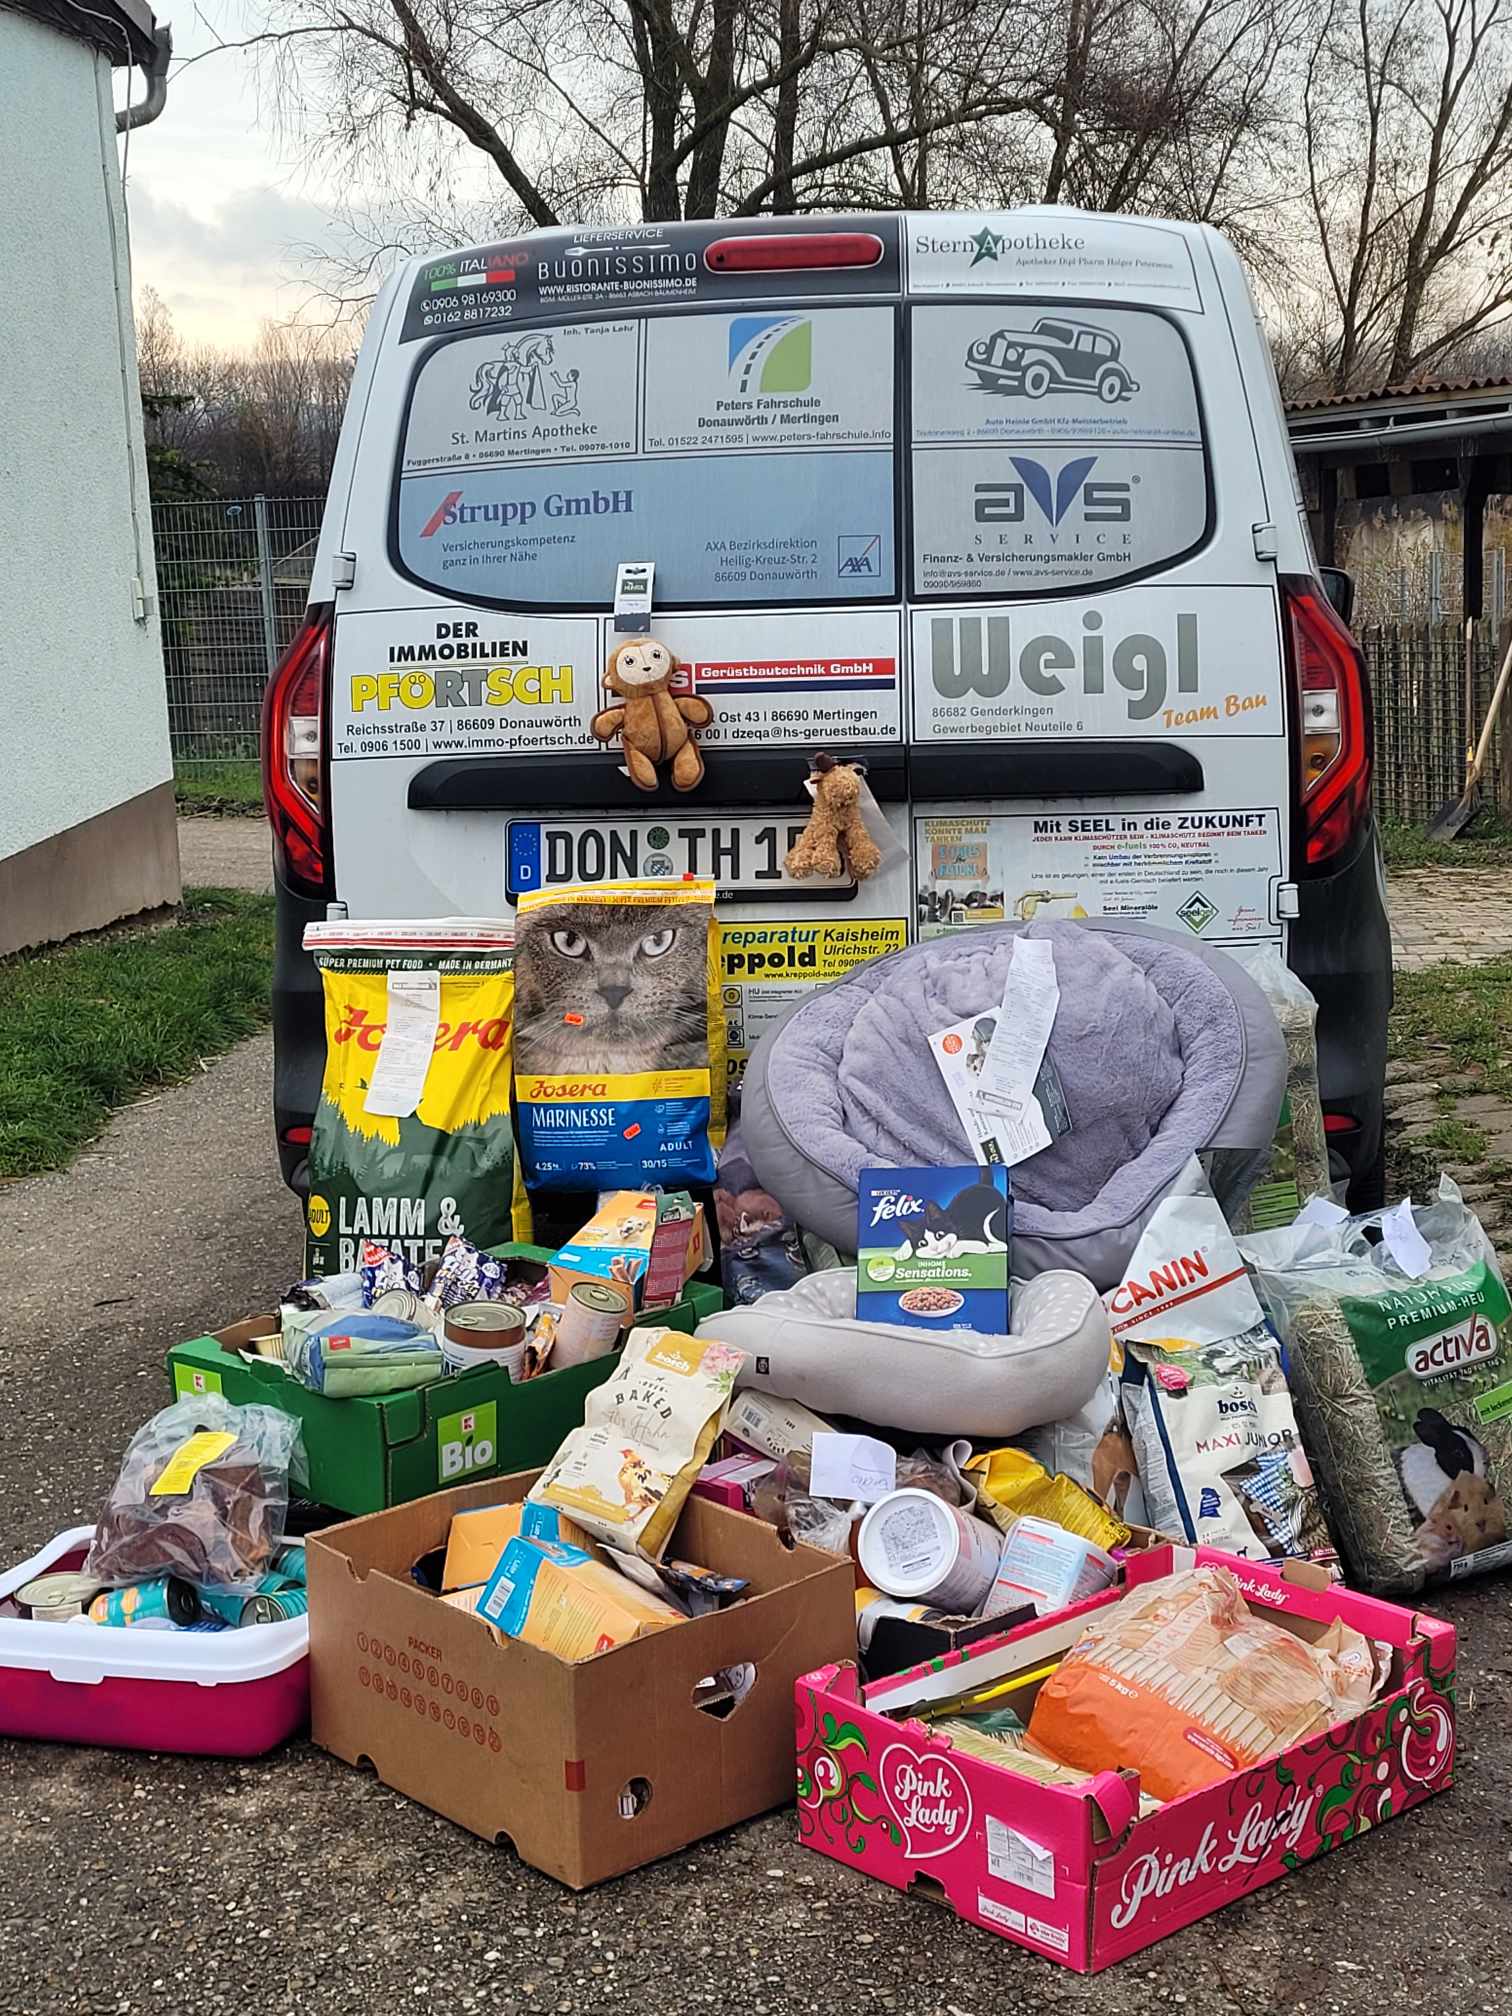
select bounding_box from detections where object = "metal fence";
[1363,622,1508,824]
[154,495,322,770]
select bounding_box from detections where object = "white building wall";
[0,9,171,865]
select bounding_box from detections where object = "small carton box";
[549,1192,709,1322]
[797,1547,1457,1972]
[857,1167,1011,1332]
[166,1243,723,1517]
[309,1472,855,1888]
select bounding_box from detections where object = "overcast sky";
[116,0,361,347]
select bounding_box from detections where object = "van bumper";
[1289,815,1393,1208]
[271,870,325,1197]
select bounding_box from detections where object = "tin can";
[371,1287,437,1328]
[17,1572,104,1619]
[552,1282,626,1369]
[241,1589,309,1626]
[442,1300,526,1377]
[88,1578,202,1629]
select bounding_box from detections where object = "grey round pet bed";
[739,918,1287,1289]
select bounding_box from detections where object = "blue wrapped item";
[283,1310,444,1397]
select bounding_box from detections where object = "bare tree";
[1293,0,1512,394]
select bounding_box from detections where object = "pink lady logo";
[878,1743,971,1858]
[1108,1789,1318,1930]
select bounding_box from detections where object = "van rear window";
[395,307,896,608]
[909,304,1207,597]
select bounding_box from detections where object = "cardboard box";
[856,1167,1011,1332]
[309,1472,855,1888]
[166,1244,722,1517]
[693,1453,778,1513]
[797,1547,1457,1971]
[548,1192,708,1321]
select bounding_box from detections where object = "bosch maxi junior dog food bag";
[303,921,529,1276]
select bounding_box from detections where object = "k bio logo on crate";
[437,1403,498,1481]
[332,612,600,762]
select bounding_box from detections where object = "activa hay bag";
[1243,1183,1512,1593]
[303,920,529,1275]
[513,880,725,1191]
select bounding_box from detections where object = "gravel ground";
[177,815,272,895]
[2,1043,1511,2013]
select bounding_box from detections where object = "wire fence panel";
[154,495,322,769]
[1362,622,1507,823]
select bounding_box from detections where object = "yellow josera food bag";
[512,879,725,1192]
[303,920,531,1276]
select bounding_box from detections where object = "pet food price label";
[915,809,1283,943]
[618,610,904,749]
[330,611,600,762]
[720,919,908,1087]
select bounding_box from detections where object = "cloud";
[127,182,341,277]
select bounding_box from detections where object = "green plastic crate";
[165,1243,723,1516]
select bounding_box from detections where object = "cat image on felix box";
[515,897,710,1076]
[895,1181,1009,1260]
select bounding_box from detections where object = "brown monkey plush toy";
[591,637,714,791]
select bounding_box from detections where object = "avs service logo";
[728,315,812,393]
[973,455,1133,530]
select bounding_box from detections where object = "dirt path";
[177,814,272,894]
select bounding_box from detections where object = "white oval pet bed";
[697,1268,1111,1438]
[738,918,1287,1290]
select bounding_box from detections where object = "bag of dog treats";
[302,920,531,1276]
[529,1326,746,1558]
[1242,1180,1512,1593]
[512,879,725,1191]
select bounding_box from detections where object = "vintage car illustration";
[965,317,1140,403]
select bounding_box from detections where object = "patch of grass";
[175,760,262,814]
[1381,812,1512,870]
[1417,1117,1490,1163]
[0,888,275,1179]
[1390,955,1512,1099]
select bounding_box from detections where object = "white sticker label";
[1026,1914,1071,1953]
[363,969,440,1117]
[810,1432,898,1504]
[986,1815,1058,1897]
[1382,1198,1434,1279]
[613,560,655,631]
[977,1892,1026,1933]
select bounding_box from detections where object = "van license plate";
[507,818,850,901]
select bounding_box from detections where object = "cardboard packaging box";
[856,1167,1011,1332]
[549,1192,709,1321]
[309,1471,855,1888]
[797,1546,1457,1972]
[166,1243,723,1517]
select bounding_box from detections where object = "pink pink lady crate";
[795,1547,1456,1973]
[0,1528,310,1757]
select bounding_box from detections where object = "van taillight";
[1283,577,1372,871]
[704,232,884,272]
[261,604,332,897]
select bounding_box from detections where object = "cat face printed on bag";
[515,898,709,1073]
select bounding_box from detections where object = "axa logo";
[974,456,1133,528]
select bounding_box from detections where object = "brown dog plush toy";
[783,752,882,881]
[591,637,713,791]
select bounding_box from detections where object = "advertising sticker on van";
[646,611,903,746]
[402,320,640,473]
[914,811,1282,942]
[906,213,1202,312]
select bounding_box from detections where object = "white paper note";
[363,969,441,1117]
[983,939,1060,1098]
[986,1815,1057,1898]
[1295,1195,1350,1230]
[1382,1197,1433,1279]
[810,1432,897,1504]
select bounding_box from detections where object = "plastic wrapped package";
[1241,1181,1512,1593]
[86,1396,306,1590]
[1227,947,1329,1234]
[750,1455,857,1556]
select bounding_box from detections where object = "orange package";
[1027,1566,1385,1803]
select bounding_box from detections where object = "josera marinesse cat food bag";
[302,921,531,1275]
[513,880,725,1192]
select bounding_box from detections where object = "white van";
[262,209,1389,1207]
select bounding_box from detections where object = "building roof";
[1288,374,1512,415]
[2,0,158,66]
